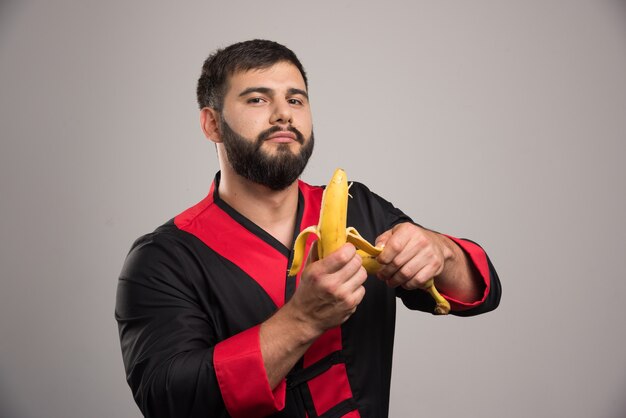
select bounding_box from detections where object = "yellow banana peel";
[289,168,451,315]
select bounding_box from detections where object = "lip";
[266,131,297,143]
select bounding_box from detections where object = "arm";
[375,223,500,313]
[115,235,228,417]
[342,181,500,314]
[260,242,367,388]
[116,234,366,417]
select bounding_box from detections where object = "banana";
[289,168,451,315]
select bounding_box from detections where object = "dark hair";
[196,39,308,110]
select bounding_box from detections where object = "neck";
[218,164,300,248]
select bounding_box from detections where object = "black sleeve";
[396,246,502,316]
[115,232,228,418]
[349,181,501,316]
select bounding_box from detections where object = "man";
[116,39,501,418]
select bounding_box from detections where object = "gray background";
[1,1,625,417]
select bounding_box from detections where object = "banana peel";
[289,168,450,315]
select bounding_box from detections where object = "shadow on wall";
[0,374,23,418]
[612,384,626,418]
[0,0,20,48]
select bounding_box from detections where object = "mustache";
[256,125,305,145]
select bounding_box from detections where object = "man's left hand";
[374,223,454,290]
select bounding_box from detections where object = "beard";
[220,118,314,191]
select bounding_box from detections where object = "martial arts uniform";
[116,172,501,418]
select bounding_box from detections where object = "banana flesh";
[289,168,451,315]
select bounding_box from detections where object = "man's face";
[218,61,314,190]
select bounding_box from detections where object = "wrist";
[439,234,458,263]
[436,234,464,283]
[279,301,324,346]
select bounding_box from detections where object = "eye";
[288,98,304,106]
[247,97,267,104]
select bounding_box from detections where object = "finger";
[349,284,367,310]
[327,257,366,307]
[375,230,392,248]
[341,264,368,293]
[376,229,412,265]
[414,257,442,286]
[340,280,367,319]
[400,263,439,290]
[376,232,426,279]
[319,243,358,274]
[376,241,420,279]
[382,255,422,288]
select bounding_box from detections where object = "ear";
[200,107,222,143]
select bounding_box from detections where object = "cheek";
[230,112,266,137]
[296,110,313,134]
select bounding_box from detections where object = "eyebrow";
[238,86,309,100]
[288,88,309,99]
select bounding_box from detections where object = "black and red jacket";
[116,172,501,418]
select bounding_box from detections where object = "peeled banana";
[289,168,451,315]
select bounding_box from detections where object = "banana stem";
[424,280,451,315]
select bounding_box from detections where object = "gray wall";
[1,1,625,417]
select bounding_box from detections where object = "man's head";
[197,39,308,111]
[197,40,314,191]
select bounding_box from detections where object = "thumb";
[375,230,392,248]
[305,240,320,266]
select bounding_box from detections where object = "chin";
[263,142,299,154]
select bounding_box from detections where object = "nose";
[270,100,292,126]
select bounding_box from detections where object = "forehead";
[225,61,307,96]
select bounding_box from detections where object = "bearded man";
[115,39,501,418]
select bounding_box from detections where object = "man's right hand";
[260,242,367,389]
[288,243,368,335]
